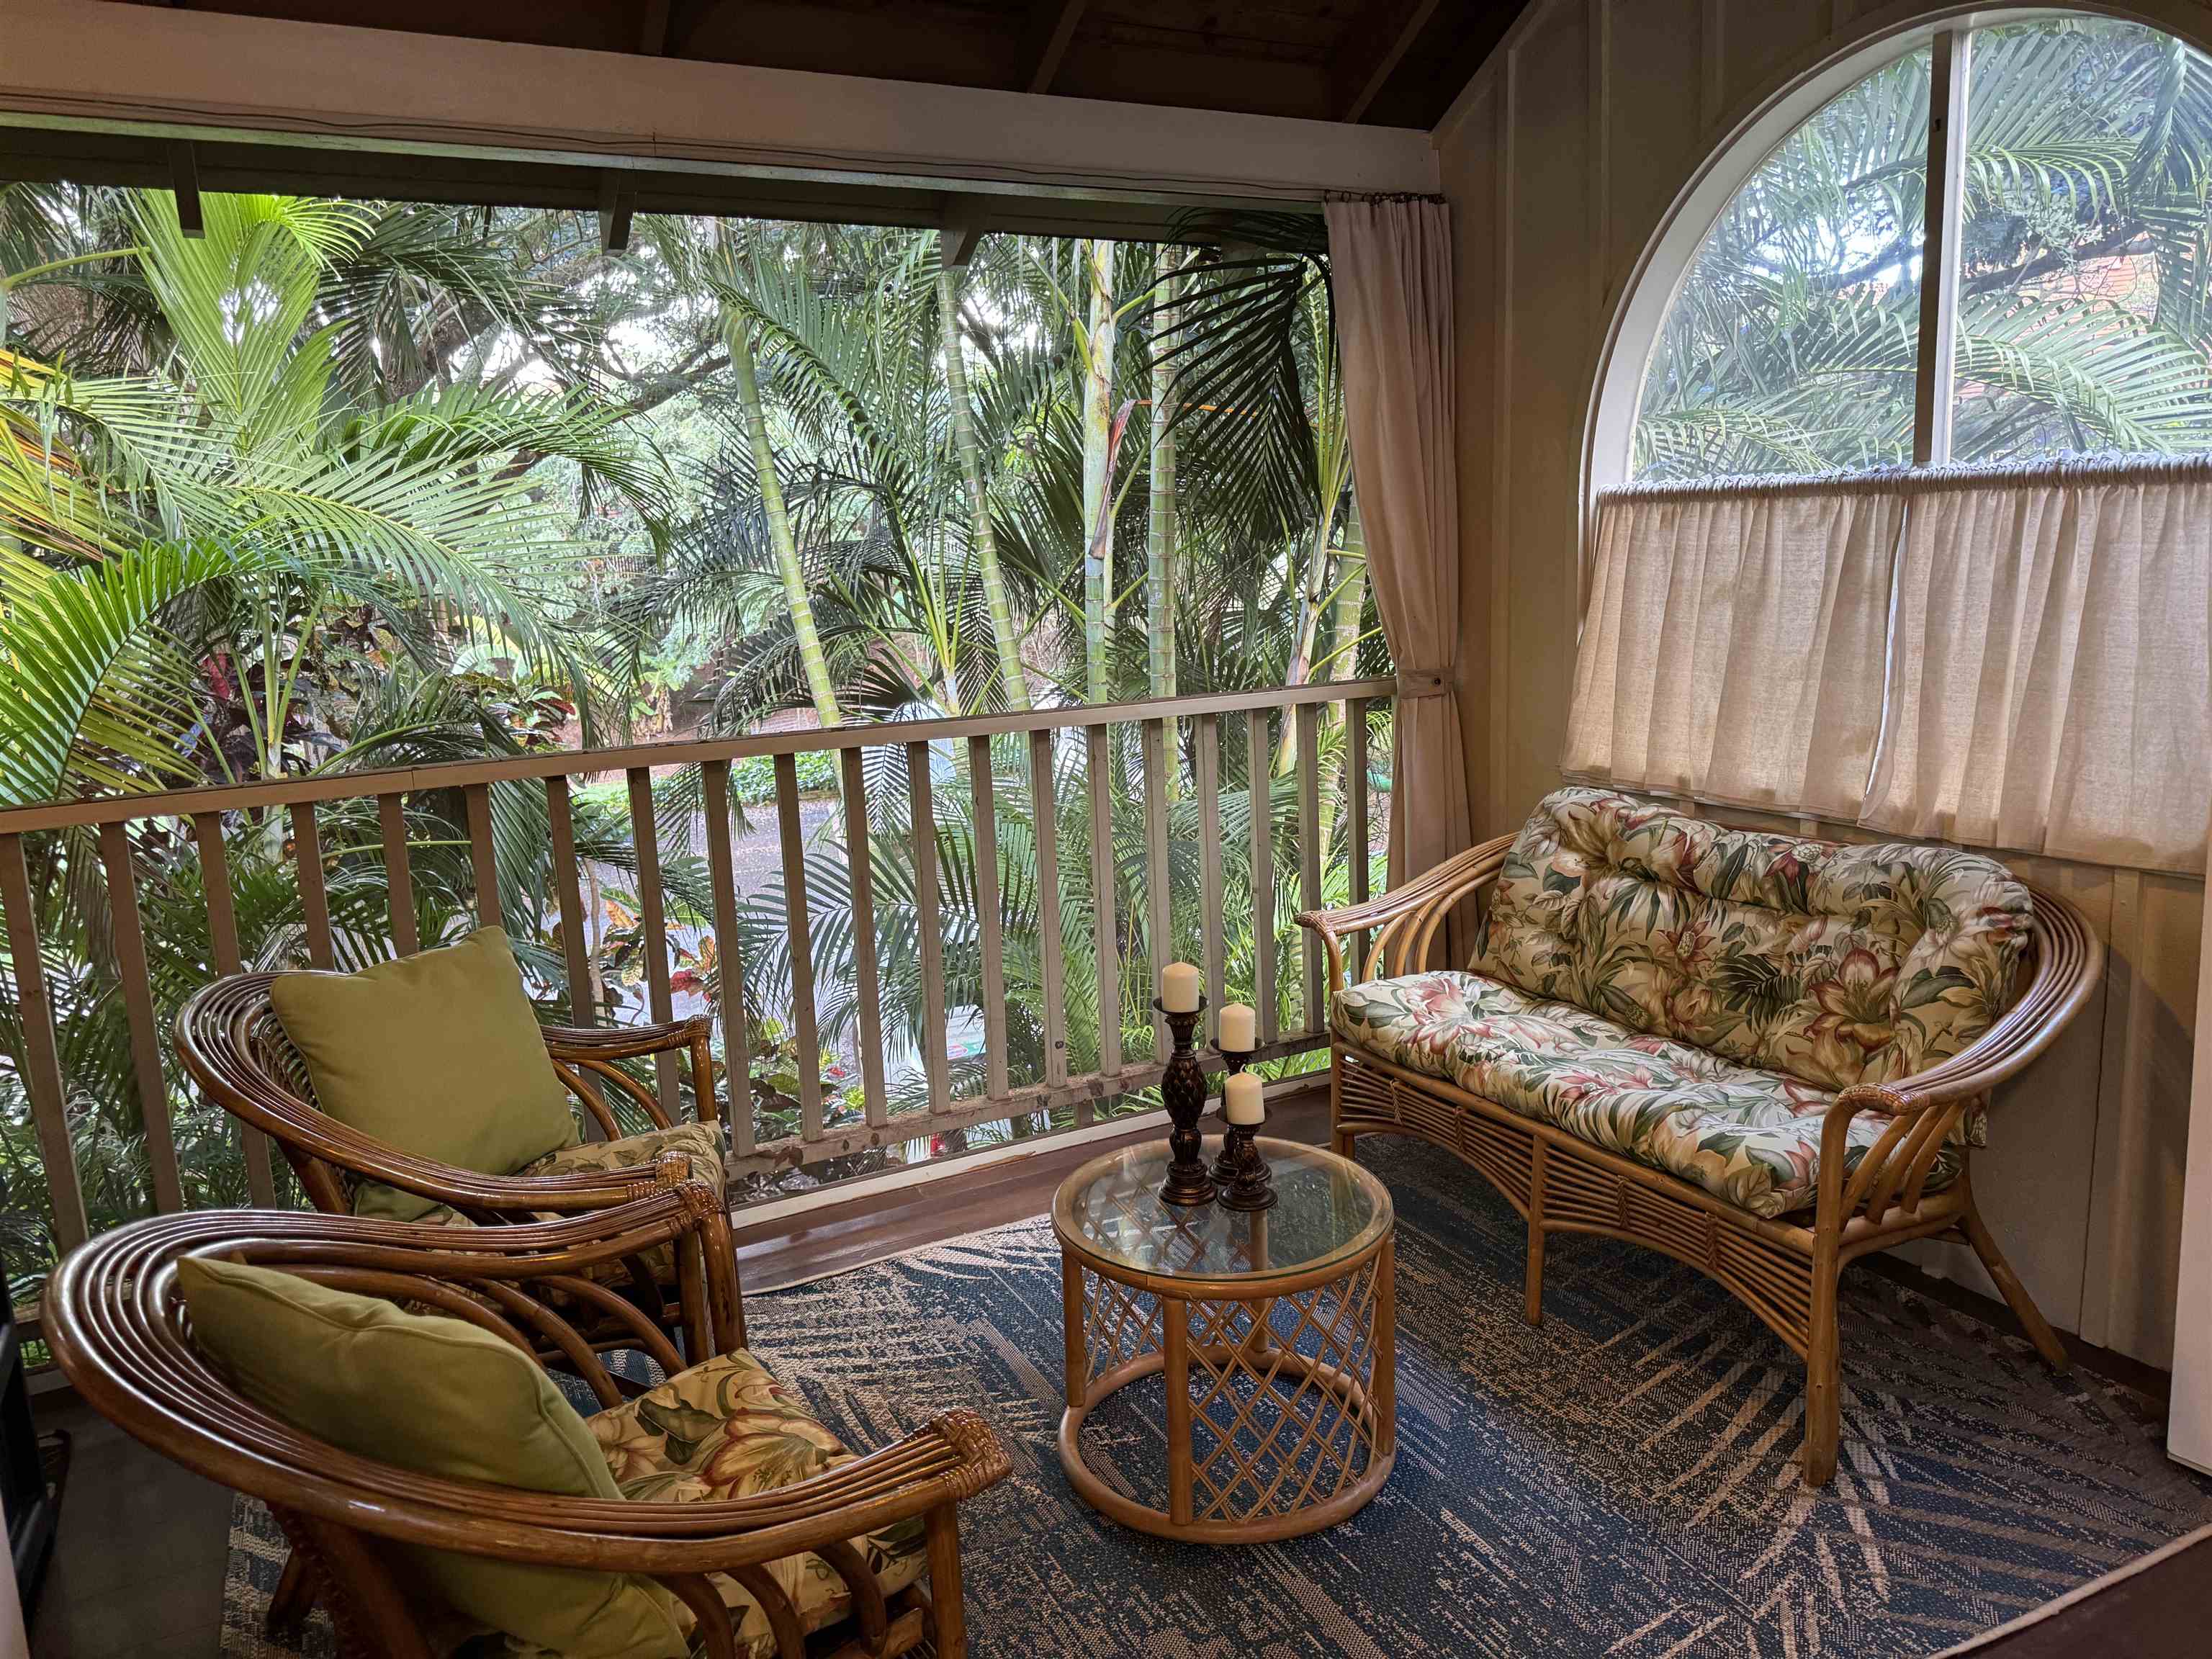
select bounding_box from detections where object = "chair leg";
[1802,1259,1841,1489]
[1330,1058,1357,1159]
[267,1550,314,1637]
[1523,1218,1545,1326]
[923,1502,966,1659]
[1961,1200,2070,1373]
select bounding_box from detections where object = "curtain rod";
[1600,451,2212,503]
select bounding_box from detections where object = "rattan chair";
[43,1187,1010,1659]
[178,969,727,1225]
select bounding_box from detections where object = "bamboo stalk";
[774,752,825,1143]
[624,768,679,1114]
[701,761,756,1157]
[838,749,889,1130]
[1346,699,1371,975]
[100,823,185,1215]
[195,812,276,1207]
[908,743,952,1115]
[1298,703,1323,1035]
[0,832,89,1252]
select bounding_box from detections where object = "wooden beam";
[167,139,202,235]
[1021,0,1089,95]
[638,0,673,55]
[598,171,637,253]
[1337,0,1444,123]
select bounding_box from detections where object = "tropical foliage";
[0,184,1388,1286]
[1634,17,2212,477]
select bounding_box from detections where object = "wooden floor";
[19,1092,2170,1655]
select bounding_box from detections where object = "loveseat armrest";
[1298,832,1516,997]
[1814,881,2103,1229]
[542,1014,719,1137]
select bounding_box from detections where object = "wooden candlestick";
[1155,997,1215,1207]
[1210,1048,1255,1183]
[1212,1051,1275,1210]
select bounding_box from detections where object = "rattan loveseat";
[1299,787,2102,1488]
[42,1185,1010,1659]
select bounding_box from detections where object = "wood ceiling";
[126,1,1529,128]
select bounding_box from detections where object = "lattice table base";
[1056,1234,1395,1544]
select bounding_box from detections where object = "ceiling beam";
[1020,0,1089,95]
[638,0,673,56]
[1336,0,1443,123]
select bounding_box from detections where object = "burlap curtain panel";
[1563,482,1906,818]
[1861,461,2212,874]
[1563,459,2212,875]
[1325,197,1473,889]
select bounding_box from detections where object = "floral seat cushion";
[1334,970,1960,1218]
[406,1120,728,1282]
[559,1350,927,1659]
[1473,788,2033,1094]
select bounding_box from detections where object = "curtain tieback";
[1395,667,1450,699]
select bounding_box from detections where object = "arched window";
[1629,17,2212,482]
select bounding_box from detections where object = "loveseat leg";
[1802,1258,1841,1489]
[924,1502,967,1659]
[1524,1220,1545,1326]
[1961,1201,2070,1374]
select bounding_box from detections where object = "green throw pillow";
[269,927,579,1220]
[178,1256,687,1659]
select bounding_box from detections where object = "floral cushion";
[408,1121,728,1282]
[572,1352,928,1659]
[1474,788,2033,1094]
[1334,970,1960,1218]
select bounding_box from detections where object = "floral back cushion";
[1472,787,2034,1092]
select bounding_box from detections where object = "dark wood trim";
[1020,0,1090,94]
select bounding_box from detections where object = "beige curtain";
[1563,482,1905,819]
[1326,197,1473,889]
[1861,462,2212,873]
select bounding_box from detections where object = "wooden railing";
[0,679,1393,1267]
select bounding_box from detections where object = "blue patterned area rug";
[225,1136,2212,1658]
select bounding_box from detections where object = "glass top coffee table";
[1052,1137,1395,1543]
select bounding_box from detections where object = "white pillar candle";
[1218,1002,1256,1051]
[1161,961,1202,1012]
[1223,1071,1265,1125]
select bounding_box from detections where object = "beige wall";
[1436,0,2212,1366]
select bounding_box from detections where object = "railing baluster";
[0,832,90,1254]
[195,812,276,1207]
[1084,724,1118,1081]
[99,824,185,1215]
[773,753,825,1143]
[464,782,501,930]
[701,761,756,1156]
[288,803,334,970]
[968,735,1009,1100]
[1346,698,1371,978]
[545,776,593,1025]
[624,768,678,1113]
[837,749,889,1130]
[376,792,418,956]
[1247,711,1277,1043]
[1141,717,1172,1056]
[1297,701,1323,1036]
[1195,714,1224,1043]
[907,742,952,1115]
[1030,729,1068,1089]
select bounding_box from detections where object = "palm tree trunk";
[727,316,843,728]
[938,265,1030,709]
[1147,246,1180,794]
[1318,492,1369,855]
[1081,238,1118,706]
[1274,489,1343,775]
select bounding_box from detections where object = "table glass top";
[1053,1138,1391,1285]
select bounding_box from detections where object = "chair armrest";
[341,1144,701,1222]
[1813,881,2103,1232]
[542,1015,720,1135]
[1297,833,1515,996]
